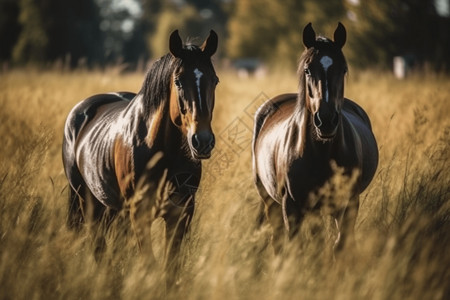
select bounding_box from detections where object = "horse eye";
[174,79,182,88]
[343,66,348,74]
[304,68,311,76]
[215,76,220,85]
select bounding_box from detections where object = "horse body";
[62,30,218,282]
[63,91,199,208]
[253,23,378,252]
[254,96,376,205]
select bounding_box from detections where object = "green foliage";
[227,0,346,69]
[12,0,48,64]
[302,0,346,35]
[2,0,449,70]
[0,0,21,63]
[149,4,204,58]
[227,0,301,66]
[12,0,103,66]
[226,0,449,70]
[139,0,227,59]
[145,1,226,59]
[345,0,449,70]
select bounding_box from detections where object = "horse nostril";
[314,112,323,128]
[192,132,215,153]
[210,135,215,149]
[192,134,200,150]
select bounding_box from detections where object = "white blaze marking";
[320,56,333,103]
[194,68,203,111]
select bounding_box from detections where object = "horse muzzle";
[313,110,340,140]
[190,130,215,159]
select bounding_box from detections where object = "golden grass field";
[0,67,449,299]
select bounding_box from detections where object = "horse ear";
[333,22,346,49]
[303,23,316,49]
[201,30,218,57]
[169,30,184,58]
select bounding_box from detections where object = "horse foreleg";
[282,193,306,248]
[162,197,194,287]
[67,184,85,230]
[255,176,287,255]
[333,195,359,254]
[264,198,286,255]
[66,167,108,230]
[67,182,112,261]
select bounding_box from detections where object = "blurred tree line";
[1,0,449,71]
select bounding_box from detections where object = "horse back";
[253,93,298,202]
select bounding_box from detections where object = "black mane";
[138,45,204,113]
[138,53,180,114]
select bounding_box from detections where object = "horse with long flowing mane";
[253,23,378,253]
[62,30,218,281]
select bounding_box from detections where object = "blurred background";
[1,0,449,73]
[1,2,449,298]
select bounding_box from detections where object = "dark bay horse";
[253,23,378,253]
[62,30,218,279]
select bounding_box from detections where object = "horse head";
[169,30,219,159]
[301,23,348,141]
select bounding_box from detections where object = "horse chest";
[286,157,331,199]
[132,146,201,186]
[284,141,359,204]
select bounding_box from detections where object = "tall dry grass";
[0,68,449,299]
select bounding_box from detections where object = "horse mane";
[138,44,203,114]
[296,49,312,112]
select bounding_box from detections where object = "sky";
[436,0,450,16]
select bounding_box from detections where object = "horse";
[62,30,219,282]
[252,23,378,254]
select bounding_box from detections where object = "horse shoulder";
[253,93,298,202]
[342,98,378,192]
[253,93,297,141]
[343,98,373,129]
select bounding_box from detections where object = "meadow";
[0,67,449,299]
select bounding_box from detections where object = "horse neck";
[289,93,309,157]
[292,94,343,159]
[157,98,185,151]
[122,92,184,152]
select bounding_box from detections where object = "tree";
[138,0,163,59]
[345,0,449,70]
[227,0,301,67]
[226,0,346,69]
[13,0,103,67]
[302,0,346,37]
[143,1,223,59]
[0,0,21,64]
[98,0,135,64]
[12,0,48,64]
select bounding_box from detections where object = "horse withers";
[62,30,219,282]
[252,23,378,254]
